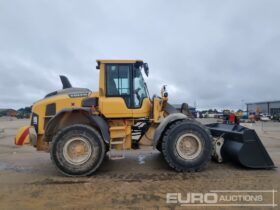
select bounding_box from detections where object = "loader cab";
[97,60,151,118]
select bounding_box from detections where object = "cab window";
[133,68,148,107]
[106,64,132,107]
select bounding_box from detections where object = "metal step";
[110,140,125,145]
[109,126,127,131]
[109,126,127,138]
[109,149,125,160]
[109,152,125,160]
[109,137,125,160]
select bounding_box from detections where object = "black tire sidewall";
[162,121,212,171]
[51,125,105,176]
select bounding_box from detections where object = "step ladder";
[109,126,127,160]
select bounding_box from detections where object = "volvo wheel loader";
[15,60,275,176]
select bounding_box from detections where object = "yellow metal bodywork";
[97,59,143,64]
[133,98,151,118]
[97,60,143,96]
[98,60,150,119]
[99,97,133,118]
[15,126,38,146]
[109,119,133,149]
[32,93,92,135]
[153,96,168,123]
[15,126,30,145]
[153,98,162,123]
[99,97,151,118]
[17,59,163,152]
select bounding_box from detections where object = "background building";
[0,109,17,117]
[246,100,280,115]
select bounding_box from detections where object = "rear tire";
[161,120,212,172]
[51,124,105,176]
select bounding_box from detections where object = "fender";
[88,115,110,144]
[44,108,110,144]
[153,113,187,148]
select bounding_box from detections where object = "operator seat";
[107,77,119,95]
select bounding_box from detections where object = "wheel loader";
[15,60,275,176]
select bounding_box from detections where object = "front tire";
[161,120,212,172]
[51,124,105,176]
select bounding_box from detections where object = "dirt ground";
[0,117,279,210]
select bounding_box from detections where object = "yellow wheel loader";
[15,60,275,176]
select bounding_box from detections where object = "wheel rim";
[63,137,92,165]
[176,133,202,160]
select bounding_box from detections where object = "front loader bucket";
[206,123,275,169]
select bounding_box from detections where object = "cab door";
[132,68,151,118]
[99,64,133,118]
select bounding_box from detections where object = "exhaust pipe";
[59,75,72,89]
[206,123,275,169]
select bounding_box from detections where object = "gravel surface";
[0,118,279,209]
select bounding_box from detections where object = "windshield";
[134,68,148,107]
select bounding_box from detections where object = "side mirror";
[143,63,149,77]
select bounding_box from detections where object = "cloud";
[0,0,279,110]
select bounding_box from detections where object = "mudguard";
[153,113,187,148]
[44,108,110,144]
[88,115,110,144]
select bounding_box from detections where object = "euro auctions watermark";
[166,190,277,207]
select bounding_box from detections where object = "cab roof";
[96,59,143,64]
[96,60,144,70]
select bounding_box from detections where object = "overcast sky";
[0,0,279,110]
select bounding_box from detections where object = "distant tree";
[17,106,32,118]
[17,106,31,113]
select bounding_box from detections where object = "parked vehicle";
[260,114,271,122]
